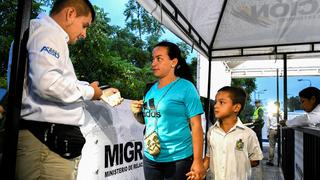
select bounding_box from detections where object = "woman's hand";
[188,115,206,179]
[130,100,143,114]
[187,160,206,180]
[131,100,145,124]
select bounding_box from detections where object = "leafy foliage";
[231,78,257,121]
[0,0,46,87]
[288,96,301,112]
[0,0,197,99]
[124,0,164,40]
[70,6,156,99]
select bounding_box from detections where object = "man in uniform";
[252,99,264,151]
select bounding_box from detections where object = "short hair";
[299,87,320,105]
[50,0,96,22]
[217,86,247,115]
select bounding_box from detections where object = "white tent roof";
[137,0,320,77]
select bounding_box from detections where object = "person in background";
[15,1,118,179]
[266,101,283,166]
[189,86,263,180]
[252,99,264,151]
[286,87,320,127]
[131,41,205,180]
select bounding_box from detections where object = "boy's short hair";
[218,86,247,115]
[50,0,96,22]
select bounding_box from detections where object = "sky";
[91,1,320,106]
[255,76,320,105]
[90,0,188,48]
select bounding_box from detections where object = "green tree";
[231,78,257,122]
[189,57,197,83]
[108,27,150,68]
[70,6,155,99]
[124,0,164,40]
[1,0,197,100]
[0,0,47,88]
[288,96,301,112]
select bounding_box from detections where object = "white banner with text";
[77,99,145,180]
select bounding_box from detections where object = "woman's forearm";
[190,115,204,162]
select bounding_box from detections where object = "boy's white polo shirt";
[206,118,263,180]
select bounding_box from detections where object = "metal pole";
[276,68,280,166]
[283,54,288,121]
[204,55,212,154]
[0,0,32,178]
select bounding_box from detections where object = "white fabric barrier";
[77,99,145,180]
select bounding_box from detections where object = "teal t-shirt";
[143,78,204,162]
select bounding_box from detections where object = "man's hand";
[90,81,103,100]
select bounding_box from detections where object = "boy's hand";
[251,160,259,167]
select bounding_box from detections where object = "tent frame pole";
[204,54,212,154]
[0,0,32,178]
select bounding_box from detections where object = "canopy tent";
[137,0,320,77]
[137,0,320,138]
[227,56,320,78]
[5,1,320,178]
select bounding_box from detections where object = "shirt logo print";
[143,98,161,118]
[40,46,60,59]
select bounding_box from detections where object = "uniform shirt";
[143,78,203,162]
[21,14,94,125]
[206,118,263,180]
[287,104,320,127]
[252,106,264,128]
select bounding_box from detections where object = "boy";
[188,86,263,180]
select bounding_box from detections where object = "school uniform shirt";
[21,13,94,125]
[206,118,263,180]
[287,104,320,127]
[143,78,204,162]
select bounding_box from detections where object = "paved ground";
[251,144,284,180]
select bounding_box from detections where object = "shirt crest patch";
[235,139,244,150]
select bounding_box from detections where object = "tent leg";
[0,0,32,178]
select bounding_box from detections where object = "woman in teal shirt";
[131,41,205,180]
